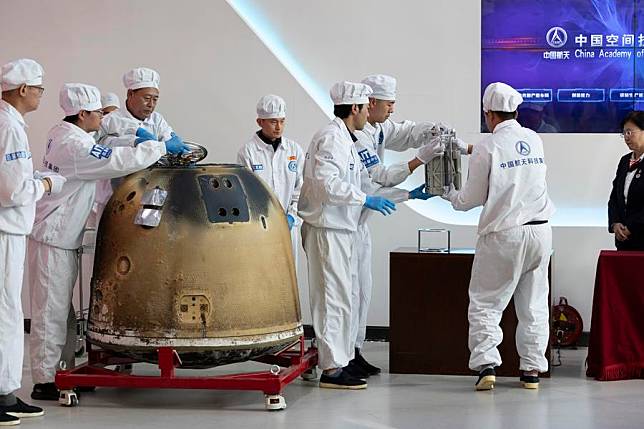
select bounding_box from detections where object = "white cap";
[101,92,120,109]
[361,74,396,101]
[330,81,373,105]
[1,58,44,91]
[123,67,160,90]
[59,83,102,116]
[256,94,286,119]
[482,82,523,113]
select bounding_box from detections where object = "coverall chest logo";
[516,141,531,156]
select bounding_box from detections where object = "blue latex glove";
[408,184,435,200]
[165,133,190,154]
[364,196,396,216]
[135,127,157,145]
[287,214,295,230]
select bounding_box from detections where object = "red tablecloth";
[587,250,644,381]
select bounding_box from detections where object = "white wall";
[2,0,622,329]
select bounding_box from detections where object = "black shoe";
[1,397,44,418]
[475,367,496,391]
[0,412,19,426]
[344,360,369,379]
[319,369,367,390]
[520,374,539,389]
[353,349,381,375]
[31,383,59,401]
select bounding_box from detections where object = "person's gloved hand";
[416,137,445,163]
[287,214,295,230]
[412,122,440,144]
[364,196,396,216]
[42,173,67,194]
[135,127,157,145]
[408,184,434,200]
[436,122,451,133]
[164,133,190,154]
[440,183,457,201]
[454,137,469,155]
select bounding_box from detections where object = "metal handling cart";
[56,337,318,410]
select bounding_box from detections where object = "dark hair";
[490,110,517,121]
[620,111,644,130]
[63,114,80,124]
[333,103,365,119]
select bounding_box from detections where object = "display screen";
[481,0,644,133]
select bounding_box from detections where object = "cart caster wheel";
[59,390,79,407]
[301,367,318,381]
[265,394,286,411]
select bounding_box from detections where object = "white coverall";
[28,121,166,383]
[445,119,555,373]
[91,106,175,208]
[96,107,174,148]
[237,133,304,255]
[350,119,433,349]
[298,117,402,370]
[0,100,46,395]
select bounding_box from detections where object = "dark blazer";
[608,153,644,250]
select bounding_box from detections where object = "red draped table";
[587,250,644,381]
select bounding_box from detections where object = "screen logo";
[546,26,567,48]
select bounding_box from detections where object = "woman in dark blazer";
[608,111,644,250]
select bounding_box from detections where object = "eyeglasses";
[79,109,103,117]
[26,85,45,95]
[621,129,643,138]
[90,109,104,116]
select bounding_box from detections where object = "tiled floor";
[12,340,644,428]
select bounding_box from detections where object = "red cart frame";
[55,337,318,410]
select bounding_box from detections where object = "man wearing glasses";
[0,58,66,425]
[27,83,170,401]
[95,67,188,155]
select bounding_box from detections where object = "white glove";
[440,183,457,201]
[454,137,469,155]
[436,122,451,133]
[41,172,66,194]
[410,122,438,144]
[416,136,445,163]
